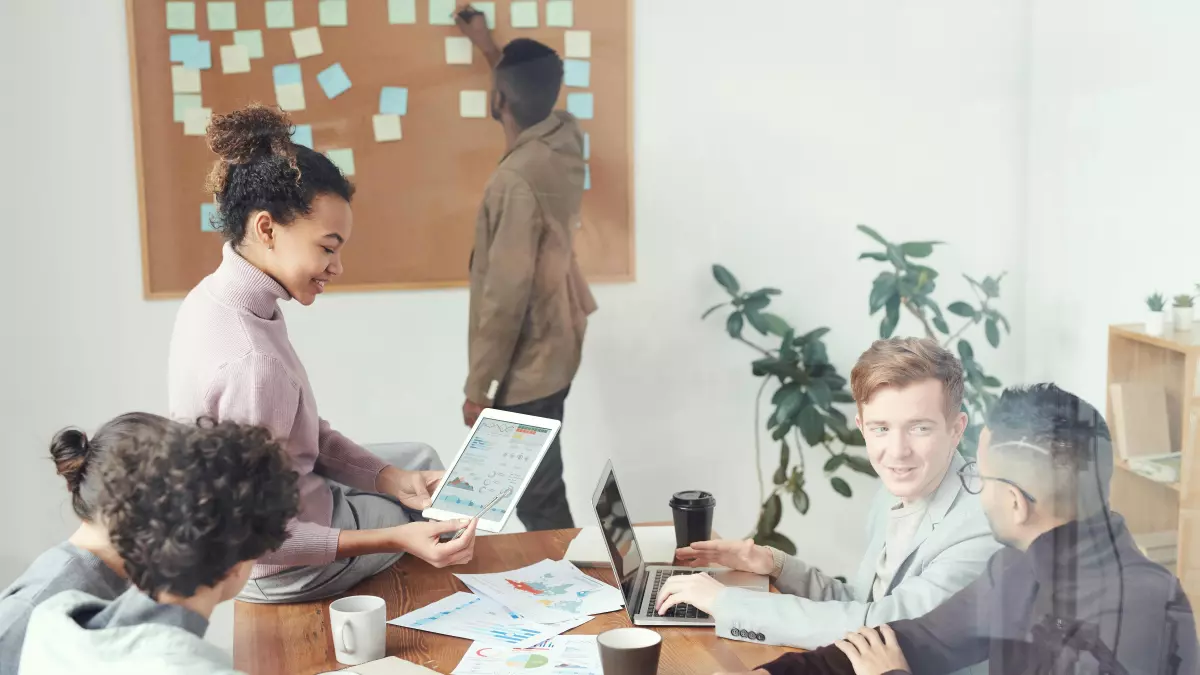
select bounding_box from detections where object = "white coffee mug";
[329,595,387,666]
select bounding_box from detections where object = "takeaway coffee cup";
[669,490,716,548]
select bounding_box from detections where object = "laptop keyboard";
[647,570,710,619]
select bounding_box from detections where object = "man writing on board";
[455,5,597,531]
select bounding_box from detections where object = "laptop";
[591,460,769,626]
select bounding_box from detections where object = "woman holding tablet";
[168,105,477,603]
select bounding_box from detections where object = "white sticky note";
[220,44,251,73]
[234,30,264,59]
[183,106,212,136]
[445,36,473,65]
[265,0,295,28]
[388,0,416,23]
[564,30,590,58]
[583,132,590,160]
[319,0,348,26]
[173,93,203,122]
[460,90,488,118]
[326,148,356,176]
[166,2,196,30]
[545,0,573,27]
[373,114,403,142]
[428,0,456,25]
[474,1,497,28]
[276,82,306,111]
[510,1,538,28]
[291,27,323,59]
[171,65,201,93]
[206,1,237,30]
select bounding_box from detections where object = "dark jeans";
[500,388,575,531]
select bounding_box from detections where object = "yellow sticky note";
[510,1,538,28]
[166,2,196,30]
[173,93,202,122]
[234,30,264,59]
[373,114,403,142]
[564,30,590,58]
[207,1,237,30]
[291,27,323,59]
[183,107,212,136]
[265,0,295,28]
[460,90,488,118]
[319,0,348,26]
[276,82,306,111]
[445,37,473,65]
[326,148,356,176]
[220,44,251,74]
[171,65,201,93]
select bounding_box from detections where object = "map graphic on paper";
[457,560,624,624]
[435,418,554,521]
[453,636,602,675]
[389,592,590,648]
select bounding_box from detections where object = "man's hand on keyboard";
[656,571,725,616]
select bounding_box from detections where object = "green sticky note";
[207,1,237,30]
[326,148,356,176]
[429,0,456,25]
[388,0,416,24]
[545,0,573,27]
[319,0,348,26]
[166,2,195,30]
[234,30,264,59]
[265,0,295,28]
[510,1,538,28]
[174,93,203,123]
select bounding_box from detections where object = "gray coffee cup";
[598,627,662,675]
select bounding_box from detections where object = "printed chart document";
[455,559,624,624]
[388,592,590,648]
[452,636,602,675]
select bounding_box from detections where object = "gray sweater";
[0,541,128,674]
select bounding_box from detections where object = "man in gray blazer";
[655,338,1001,653]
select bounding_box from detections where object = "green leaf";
[796,327,832,344]
[947,301,975,318]
[761,532,797,555]
[831,477,852,498]
[869,274,898,315]
[985,318,1000,347]
[762,494,783,531]
[845,455,878,477]
[791,489,810,517]
[997,314,1011,334]
[886,245,908,270]
[798,405,826,446]
[713,265,740,295]
[900,241,942,258]
[858,252,889,262]
[778,440,790,472]
[771,423,793,441]
[824,454,848,472]
[857,224,890,247]
[807,378,833,409]
[775,388,805,423]
[840,427,867,447]
[726,312,744,338]
[957,339,974,361]
[741,295,770,312]
[772,382,802,405]
[832,390,856,404]
[745,288,783,299]
[773,465,787,486]
[983,375,1002,388]
[932,316,950,334]
[803,340,829,368]
[761,313,791,337]
[745,309,770,336]
[702,303,727,320]
[881,295,900,339]
[982,276,1001,299]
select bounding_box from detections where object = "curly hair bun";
[50,428,91,495]
[207,103,293,165]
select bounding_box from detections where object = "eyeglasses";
[958,461,1038,504]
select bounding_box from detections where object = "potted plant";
[1146,293,1166,336]
[1172,294,1194,332]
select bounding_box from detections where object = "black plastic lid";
[669,490,716,509]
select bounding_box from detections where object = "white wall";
[1025,0,1200,405]
[0,0,1029,605]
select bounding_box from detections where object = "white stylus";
[451,486,513,540]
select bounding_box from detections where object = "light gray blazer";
[712,451,1000,659]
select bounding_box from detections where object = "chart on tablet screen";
[435,417,555,521]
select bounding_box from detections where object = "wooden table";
[234,527,800,674]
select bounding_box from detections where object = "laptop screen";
[592,463,645,609]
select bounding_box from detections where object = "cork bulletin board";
[126,0,634,298]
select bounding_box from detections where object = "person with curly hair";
[0,412,168,674]
[168,104,478,603]
[18,418,300,675]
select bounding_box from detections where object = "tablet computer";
[422,409,561,533]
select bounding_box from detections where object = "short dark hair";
[50,412,171,521]
[495,39,563,129]
[986,383,1113,514]
[97,418,299,597]
[204,104,354,245]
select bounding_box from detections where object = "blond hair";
[850,337,964,418]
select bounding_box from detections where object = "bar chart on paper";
[389,592,590,649]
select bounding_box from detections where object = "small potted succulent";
[1146,293,1166,336]
[1173,294,1194,332]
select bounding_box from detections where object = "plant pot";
[1146,311,1166,336]
[1173,306,1194,332]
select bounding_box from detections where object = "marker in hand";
[452,486,513,540]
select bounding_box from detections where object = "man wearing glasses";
[731,383,1196,675]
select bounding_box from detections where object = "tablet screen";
[433,417,555,522]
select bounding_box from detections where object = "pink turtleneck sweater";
[168,245,388,574]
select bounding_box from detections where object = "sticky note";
[510,1,538,28]
[171,65,201,93]
[206,2,237,30]
[166,2,196,30]
[183,40,211,70]
[326,148,356,176]
[265,0,295,28]
[567,92,593,119]
[291,124,314,149]
[563,59,589,87]
[184,106,212,136]
[220,44,251,74]
[545,0,573,27]
[291,27,323,59]
[276,82,306,111]
[173,93,203,123]
[429,0,456,25]
[201,203,220,232]
[273,63,302,86]
[445,37,473,65]
[583,132,590,160]
[380,87,409,115]
[373,114,403,142]
[319,0,348,26]
[564,30,590,58]
[234,30,264,59]
[169,34,198,63]
[388,0,417,24]
[460,90,488,118]
[474,1,497,28]
[584,163,591,190]
[317,63,352,99]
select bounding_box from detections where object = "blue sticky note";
[563,59,590,88]
[317,63,351,99]
[201,203,220,232]
[182,40,211,70]
[584,164,591,191]
[170,34,199,63]
[291,124,313,149]
[273,63,302,86]
[567,92,593,119]
[583,132,590,160]
[379,87,409,115]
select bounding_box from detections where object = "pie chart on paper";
[505,653,551,669]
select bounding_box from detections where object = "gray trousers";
[238,442,443,604]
